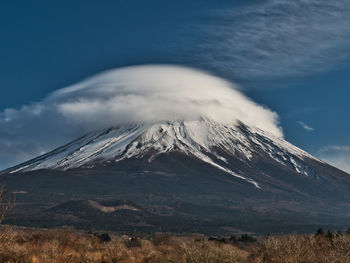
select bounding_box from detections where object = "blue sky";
[0,0,349,172]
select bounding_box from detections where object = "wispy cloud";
[318,145,350,173]
[321,155,350,174]
[298,121,314,131]
[320,145,350,152]
[190,0,350,80]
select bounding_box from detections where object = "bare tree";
[0,183,14,224]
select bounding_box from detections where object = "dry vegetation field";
[1,226,350,263]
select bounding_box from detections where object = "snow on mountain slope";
[5,118,323,189]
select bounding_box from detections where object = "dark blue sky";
[0,0,349,171]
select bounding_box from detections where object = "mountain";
[2,118,325,185]
[2,118,350,234]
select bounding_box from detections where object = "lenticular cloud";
[0,65,282,169]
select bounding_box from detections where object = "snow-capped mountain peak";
[5,118,324,190]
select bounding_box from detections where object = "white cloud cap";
[0,65,282,169]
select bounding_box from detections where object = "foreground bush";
[1,226,350,263]
[0,226,247,263]
[248,234,350,263]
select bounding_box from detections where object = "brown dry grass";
[248,234,350,263]
[1,226,350,263]
[0,226,247,263]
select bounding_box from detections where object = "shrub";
[316,227,324,236]
[0,184,15,224]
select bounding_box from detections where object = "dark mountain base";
[2,153,350,235]
[5,199,350,235]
